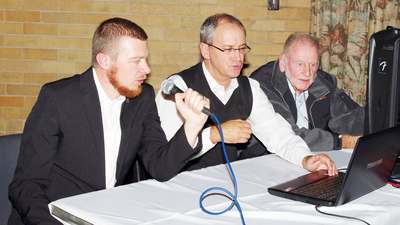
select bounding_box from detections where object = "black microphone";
[162,80,214,116]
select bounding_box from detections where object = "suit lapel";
[115,97,142,180]
[79,68,106,179]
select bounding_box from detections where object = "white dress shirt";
[93,68,125,189]
[155,62,312,167]
[287,79,310,129]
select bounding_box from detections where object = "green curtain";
[310,0,400,105]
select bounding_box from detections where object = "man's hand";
[342,134,361,149]
[210,119,252,144]
[175,88,210,147]
[302,153,338,176]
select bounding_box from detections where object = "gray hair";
[199,13,246,44]
[283,33,320,56]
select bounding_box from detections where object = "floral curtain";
[310,0,400,105]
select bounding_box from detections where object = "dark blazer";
[8,68,200,224]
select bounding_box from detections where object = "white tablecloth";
[49,150,400,225]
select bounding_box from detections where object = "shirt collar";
[201,61,238,93]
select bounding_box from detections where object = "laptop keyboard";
[290,173,345,200]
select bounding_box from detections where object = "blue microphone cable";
[199,114,246,225]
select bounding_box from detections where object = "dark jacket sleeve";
[136,85,202,182]
[319,70,365,136]
[8,84,62,224]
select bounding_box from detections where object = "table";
[49,150,400,225]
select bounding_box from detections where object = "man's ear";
[279,53,286,73]
[200,42,210,60]
[96,53,111,70]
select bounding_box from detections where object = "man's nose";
[142,61,151,74]
[304,65,312,77]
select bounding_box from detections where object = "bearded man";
[8,18,210,224]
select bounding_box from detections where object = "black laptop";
[268,125,400,207]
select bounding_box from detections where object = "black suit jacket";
[8,68,200,224]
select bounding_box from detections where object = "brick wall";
[0,0,311,135]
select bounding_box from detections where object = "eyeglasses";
[206,43,251,55]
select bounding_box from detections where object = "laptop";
[268,125,400,207]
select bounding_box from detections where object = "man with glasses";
[156,13,337,175]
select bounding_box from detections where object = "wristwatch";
[333,133,342,150]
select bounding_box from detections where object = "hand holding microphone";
[162,80,214,116]
[161,79,211,147]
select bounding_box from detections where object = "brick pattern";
[0,0,311,135]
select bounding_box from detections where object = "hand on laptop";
[302,154,338,176]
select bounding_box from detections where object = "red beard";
[107,66,142,99]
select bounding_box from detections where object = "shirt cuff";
[189,127,216,160]
[293,148,314,168]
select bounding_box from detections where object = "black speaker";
[364,26,400,178]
